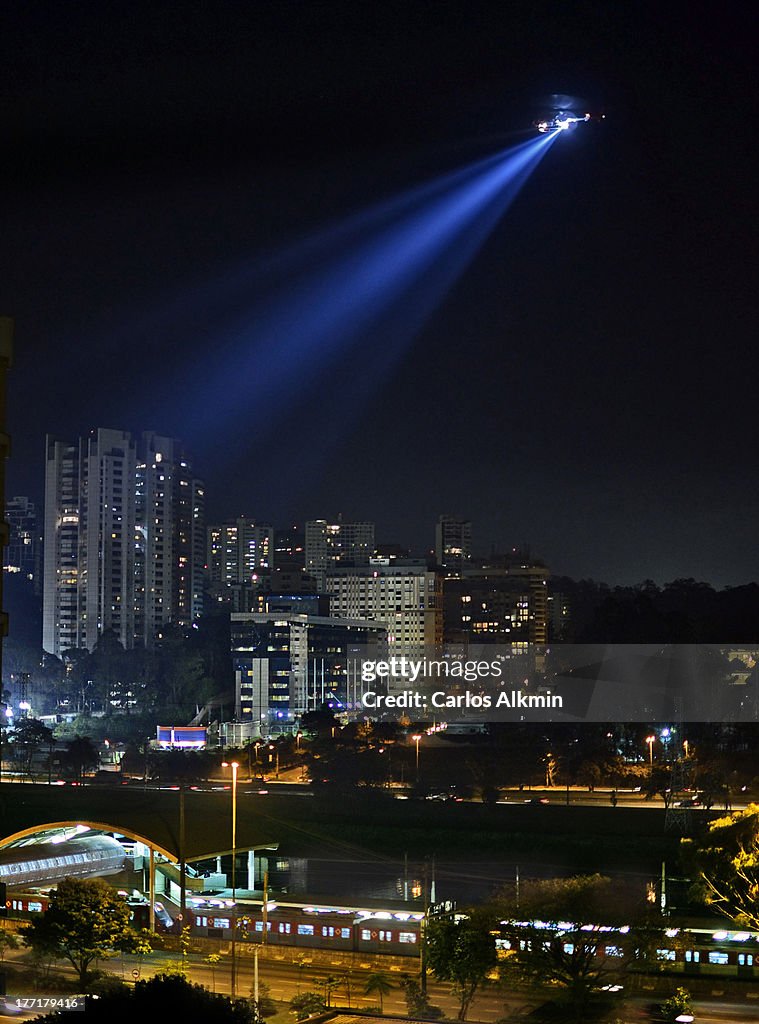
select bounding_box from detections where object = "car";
[526,797,549,805]
[676,797,702,808]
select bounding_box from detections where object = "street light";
[645,735,656,768]
[411,734,422,782]
[221,759,239,997]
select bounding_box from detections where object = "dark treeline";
[553,577,759,642]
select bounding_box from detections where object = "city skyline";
[2,3,757,587]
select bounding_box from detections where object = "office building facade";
[232,607,386,733]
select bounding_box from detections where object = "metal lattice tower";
[664,756,696,833]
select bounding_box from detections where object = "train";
[495,920,759,978]
[188,898,425,957]
[0,835,126,888]
[5,879,759,978]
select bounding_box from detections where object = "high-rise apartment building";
[207,517,273,586]
[43,428,204,656]
[4,496,42,592]
[435,515,472,576]
[305,518,374,588]
[326,557,442,657]
[0,318,13,670]
[443,558,549,648]
[135,433,205,644]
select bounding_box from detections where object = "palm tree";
[364,971,393,1013]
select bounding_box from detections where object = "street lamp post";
[221,759,239,997]
[411,734,422,783]
[646,735,656,768]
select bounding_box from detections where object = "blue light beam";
[173,131,558,445]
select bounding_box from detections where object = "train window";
[360,929,371,941]
[656,949,676,961]
[196,916,208,927]
[685,950,700,963]
[399,932,417,943]
[214,918,230,929]
[738,954,753,966]
[279,922,291,934]
[255,922,272,931]
[708,951,729,965]
[298,924,314,936]
[379,930,392,941]
[563,943,574,954]
[605,946,624,957]
[29,901,43,912]
[340,928,351,939]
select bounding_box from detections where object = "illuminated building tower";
[4,497,41,592]
[435,515,472,577]
[443,556,549,648]
[207,517,273,585]
[0,318,13,671]
[43,428,204,656]
[326,557,442,660]
[232,606,386,733]
[135,433,205,644]
[43,428,137,654]
[43,438,82,655]
[305,518,375,588]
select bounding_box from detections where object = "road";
[2,942,757,1023]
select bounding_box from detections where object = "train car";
[0,835,126,888]
[187,898,424,956]
[495,919,759,979]
[5,891,51,919]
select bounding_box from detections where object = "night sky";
[1,1,756,585]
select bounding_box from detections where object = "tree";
[0,929,19,960]
[249,980,277,1019]
[495,874,661,1023]
[32,973,255,1023]
[660,986,693,1022]
[64,735,100,782]
[23,877,136,985]
[426,910,497,1020]
[205,952,222,992]
[400,976,443,1019]
[11,718,54,779]
[684,804,759,928]
[364,971,393,1012]
[642,765,673,808]
[289,991,327,1020]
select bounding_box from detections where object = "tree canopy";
[23,877,137,984]
[33,973,255,1023]
[684,803,759,928]
[495,874,662,1022]
[425,910,497,1020]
